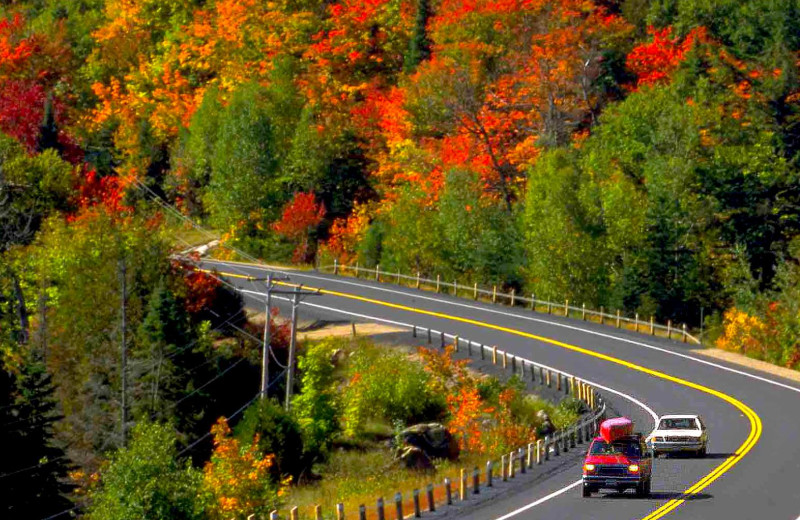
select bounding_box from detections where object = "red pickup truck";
[582,418,653,497]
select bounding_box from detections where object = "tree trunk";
[12,271,29,345]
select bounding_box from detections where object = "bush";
[341,342,446,437]
[235,398,305,481]
[292,339,341,463]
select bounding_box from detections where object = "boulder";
[330,349,346,366]
[399,423,460,461]
[397,445,433,470]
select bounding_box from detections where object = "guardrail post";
[565,299,569,316]
[486,460,493,487]
[377,498,385,520]
[473,467,480,494]
[453,280,457,296]
[269,511,278,520]
[481,343,485,360]
[508,451,516,478]
[501,455,508,481]
[440,331,445,348]
[511,355,516,372]
[315,505,323,520]
[444,478,452,505]
[426,484,435,512]
[667,320,672,339]
[459,469,466,500]
[577,422,584,444]
[468,340,472,356]
[556,373,562,391]
[527,443,534,468]
[503,351,508,369]
[682,324,687,343]
[600,306,604,324]
[570,376,576,396]
[539,366,545,385]
[582,303,586,320]
[337,503,345,520]
[635,313,639,332]
[529,362,536,382]
[416,272,421,289]
[537,439,543,464]
[570,430,576,449]
[426,328,432,344]
[436,274,440,293]
[562,432,569,453]
[510,289,516,306]
[360,504,367,520]
[518,448,526,473]
[474,282,478,300]
[376,265,380,281]
[553,435,560,456]
[492,285,497,303]
[492,346,497,364]
[544,437,550,460]
[547,302,551,314]
[397,271,401,284]
[454,335,459,352]
[616,309,621,328]
[333,259,338,275]
[413,489,421,517]
[531,294,535,310]
[355,261,360,277]
[546,369,551,387]
[395,492,403,519]
[290,506,299,520]
[650,316,655,335]
[590,387,595,409]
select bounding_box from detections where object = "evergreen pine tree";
[1,361,73,519]
[405,0,432,73]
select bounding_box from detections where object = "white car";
[648,414,708,457]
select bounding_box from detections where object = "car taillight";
[628,464,640,473]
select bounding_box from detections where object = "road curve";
[203,259,800,520]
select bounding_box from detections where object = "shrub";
[235,398,305,481]
[341,342,445,437]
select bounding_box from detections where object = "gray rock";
[398,423,460,461]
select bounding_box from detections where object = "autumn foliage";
[626,26,708,87]
[272,192,326,263]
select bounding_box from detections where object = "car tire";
[698,446,706,457]
[644,478,651,496]
[653,450,660,458]
[636,480,650,498]
[582,485,592,498]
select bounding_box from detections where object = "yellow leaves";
[716,307,767,357]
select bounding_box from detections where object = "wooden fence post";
[426,484,435,512]
[667,320,672,339]
[459,468,466,500]
[413,489,421,517]
[416,272,421,289]
[565,299,569,317]
[492,285,497,303]
[444,478,453,505]
[502,351,508,369]
[473,467,480,494]
[290,506,299,520]
[376,265,380,281]
[635,313,639,332]
[486,460,493,487]
[582,303,586,320]
[650,316,655,335]
[453,280,457,296]
[333,259,338,275]
[492,346,497,364]
[510,289,516,306]
[531,294,535,310]
[454,335,459,352]
[315,505,323,520]
[682,323,687,343]
[616,309,621,328]
[508,451,515,478]
[537,439,543,464]
[436,274,440,293]
[359,504,367,520]
[337,503,345,520]
[377,498,385,520]
[394,492,403,520]
[600,306,604,324]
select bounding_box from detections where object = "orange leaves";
[203,417,288,519]
[626,26,708,88]
[324,203,371,264]
[716,307,767,357]
[446,385,490,452]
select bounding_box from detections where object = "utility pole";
[260,273,273,399]
[285,285,301,410]
[119,258,128,448]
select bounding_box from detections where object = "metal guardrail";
[323,261,701,345]
[263,325,608,520]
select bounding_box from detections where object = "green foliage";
[85,421,204,520]
[341,341,445,437]
[235,398,305,480]
[203,82,283,230]
[1,359,73,520]
[292,338,341,461]
[405,0,433,72]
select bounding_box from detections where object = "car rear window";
[590,440,641,457]
[658,418,698,430]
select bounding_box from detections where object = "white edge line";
[240,288,660,519]
[208,260,800,396]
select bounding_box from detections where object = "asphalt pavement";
[201,259,800,520]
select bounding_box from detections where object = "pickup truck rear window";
[590,440,641,457]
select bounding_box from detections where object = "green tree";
[405,0,433,72]
[85,421,204,520]
[0,360,73,520]
[235,398,305,480]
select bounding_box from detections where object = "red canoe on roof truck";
[599,417,634,442]
[582,417,653,498]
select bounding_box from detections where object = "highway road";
[201,259,800,520]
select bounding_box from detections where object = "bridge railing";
[322,261,701,345]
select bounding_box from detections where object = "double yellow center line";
[206,268,762,520]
